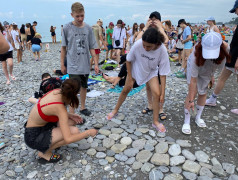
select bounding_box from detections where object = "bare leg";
[37,52,40,60]
[7,58,13,76]
[116,49,121,68]
[146,84,153,110]
[214,68,232,95]
[80,87,87,110]
[109,77,135,116]
[1,61,10,84]
[197,94,207,106]
[17,49,20,63]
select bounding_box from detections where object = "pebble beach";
[0,42,238,180]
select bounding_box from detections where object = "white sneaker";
[205,96,216,106]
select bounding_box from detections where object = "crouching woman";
[24,79,98,164]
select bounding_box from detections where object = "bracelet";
[189,100,194,103]
[142,29,145,32]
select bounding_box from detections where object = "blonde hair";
[71,2,84,13]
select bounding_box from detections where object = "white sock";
[184,109,190,124]
[196,105,204,120]
[211,92,218,99]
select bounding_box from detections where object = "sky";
[1,0,237,42]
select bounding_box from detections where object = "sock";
[196,105,204,120]
[212,92,218,99]
[184,109,191,124]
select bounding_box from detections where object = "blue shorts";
[107,44,113,51]
[32,44,41,52]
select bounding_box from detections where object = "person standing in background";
[0,21,16,85]
[20,24,27,51]
[32,21,37,33]
[105,22,114,60]
[50,26,56,43]
[11,22,23,63]
[25,23,32,50]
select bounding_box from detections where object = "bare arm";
[60,46,67,74]
[0,32,10,54]
[214,25,220,33]
[185,77,197,111]
[90,49,99,74]
[182,35,192,44]
[56,106,97,144]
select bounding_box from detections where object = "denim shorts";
[32,44,41,52]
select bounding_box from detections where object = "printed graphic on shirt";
[141,54,155,61]
[75,33,87,55]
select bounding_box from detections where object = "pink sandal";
[152,123,166,133]
[10,75,16,80]
[231,109,238,115]
[106,112,118,120]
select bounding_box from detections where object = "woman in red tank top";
[24,79,98,164]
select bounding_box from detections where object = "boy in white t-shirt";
[107,28,170,133]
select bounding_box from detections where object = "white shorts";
[14,42,20,50]
[226,66,238,74]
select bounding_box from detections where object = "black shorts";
[176,48,183,51]
[69,74,89,89]
[51,32,56,37]
[118,64,139,88]
[0,51,13,61]
[24,122,57,153]
[27,35,32,42]
[114,48,122,50]
[107,44,113,51]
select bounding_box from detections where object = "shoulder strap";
[119,28,122,39]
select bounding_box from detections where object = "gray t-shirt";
[187,47,226,95]
[62,22,97,75]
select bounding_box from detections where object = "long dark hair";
[142,28,165,45]
[29,23,35,37]
[20,24,25,34]
[0,22,4,33]
[61,79,80,108]
[132,23,138,35]
[50,26,54,32]
[139,23,145,31]
[195,41,231,66]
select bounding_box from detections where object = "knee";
[152,91,161,99]
[70,126,79,134]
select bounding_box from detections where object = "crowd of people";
[0,0,237,163]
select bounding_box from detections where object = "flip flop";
[182,124,191,135]
[195,118,207,128]
[142,108,153,114]
[80,109,91,116]
[38,154,62,164]
[159,113,167,120]
[10,75,16,80]
[106,112,118,120]
[231,109,238,115]
[152,123,166,133]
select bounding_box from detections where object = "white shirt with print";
[112,26,126,48]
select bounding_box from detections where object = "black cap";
[230,0,238,13]
[178,19,186,26]
[149,11,161,21]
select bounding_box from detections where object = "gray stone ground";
[0,42,237,180]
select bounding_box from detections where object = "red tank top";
[37,89,64,123]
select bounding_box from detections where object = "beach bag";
[115,28,122,46]
[105,66,114,70]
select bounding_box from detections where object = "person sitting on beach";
[102,55,139,89]
[28,33,42,61]
[167,35,178,61]
[182,32,230,134]
[28,73,62,104]
[107,28,170,133]
[24,78,98,164]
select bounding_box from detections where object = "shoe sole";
[205,103,216,107]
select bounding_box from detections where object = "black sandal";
[38,154,62,164]
[159,113,167,121]
[142,108,153,114]
[80,109,92,116]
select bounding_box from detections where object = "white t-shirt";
[11,30,20,43]
[112,26,126,48]
[127,29,134,44]
[2,30,13,51]
[127,39,171,85]
[168,39,176,50]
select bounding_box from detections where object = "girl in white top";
[112,20,127,70]
[127,23,138,49]
[11,23,23,63]
[107,28,170,133]
[182,32,230,134]
[205,17,220,33]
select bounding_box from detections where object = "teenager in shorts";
[61,2,98,116]
[0,22,16,85]
[112,19,127,70]
[107,28,170,133]
[206,1,238,115]
[106,22,114,60]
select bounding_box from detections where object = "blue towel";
[107,84,146,96]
